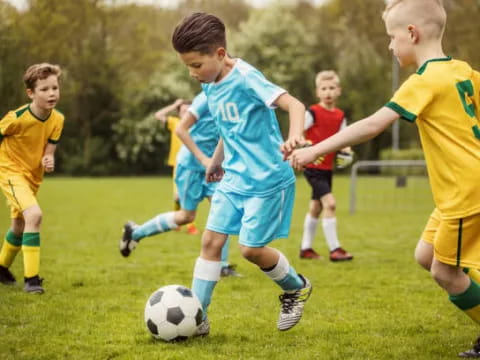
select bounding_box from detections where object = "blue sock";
[132,211,178,241]
[220,236,230,267]
[192,257,221,319]
[263,251,304,291]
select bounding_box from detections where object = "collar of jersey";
[28,104,51,122]
[416,56,452,75]
[213,58,239,86]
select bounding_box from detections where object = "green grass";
[0,176,477,360]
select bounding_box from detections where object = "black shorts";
[303,168,333,200]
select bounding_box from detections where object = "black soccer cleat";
[23,275,44,294]
[459,336,480,358]
[119,221,138,257]
[0,265,16,285]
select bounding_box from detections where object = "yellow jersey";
[166,116,182,167]
[0,104,64,186]
[386,57,480,219]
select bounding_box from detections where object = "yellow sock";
[0,230,22,268]
[22,233,40,278]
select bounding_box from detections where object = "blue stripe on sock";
[275,267,303,291]
[192,278,217,319]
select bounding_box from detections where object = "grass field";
[0,176,477,360]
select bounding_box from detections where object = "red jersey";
[305,104,345,170]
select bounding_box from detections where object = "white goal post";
[349,160,428,214]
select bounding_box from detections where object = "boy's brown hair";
[172,12,226,54]
[23,63,61,90]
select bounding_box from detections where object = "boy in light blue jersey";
[119,92,240,277]
[172,12,312,335]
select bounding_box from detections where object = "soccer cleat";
[186,223,200,235]
[300,248,322,260]
[459,336,480,358]
[277,274,312,331]
[0,265,16,285]
[23,275,44,294]
[220,264,243,278]
[195,317,210,336]
[329,247,353,262]
[119,221,138,257]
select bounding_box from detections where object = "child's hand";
[289,147,323,170]
[281,135,307,160]
[42,155,55,173]
[206,163,224,183]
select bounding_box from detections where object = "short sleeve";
[48,113,64,144]
[0,112,18,139]
[244,70,287,108]
[385,75,434,123]
[189,92,209,120]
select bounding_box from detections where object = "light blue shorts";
[206,183,295,247]
[175,164,217,211]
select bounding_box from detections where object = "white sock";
[301,214,319,250]
[322,217,340,251]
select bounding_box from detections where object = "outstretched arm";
[274,93,306,159]
[290,106,399,170]
[175,112,211,168]
[42,143,57,173]
[155,99,184,124]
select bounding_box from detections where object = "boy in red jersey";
[300,70,354,262]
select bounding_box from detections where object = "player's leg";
[0,216,24,285]
[239,183,312,331]
[22,204,44,294]
[300,199,322,259]
[192,188,241,334]
[321,193,352,261]
[429,213,480,357]
[414,208,439,271]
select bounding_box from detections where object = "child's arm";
[274,93,306,159]
[175,112,211,168]
[155,99,184,125]
[42,143,57,173]
[290,106,399,170]
[205,139,224,183]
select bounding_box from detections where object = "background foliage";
[1,0,479,175]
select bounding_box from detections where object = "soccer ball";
[144,284,203,342]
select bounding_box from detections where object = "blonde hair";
[315,70,340,88]
[23,63,62,90]
[383,0,447,39]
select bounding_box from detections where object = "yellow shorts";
[0,173,39,219]
[421,208,480,268]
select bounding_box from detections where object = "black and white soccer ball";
[144,284,203,342]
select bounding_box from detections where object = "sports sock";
[22,232,40,278]
[132,212,178,241]
[220,236,230,267]
[262,251,304,291]
[450,279,480,324]
[322,217,341,251]
[301,214,319,250]
[0,230,22,268]
[192,257,221,319]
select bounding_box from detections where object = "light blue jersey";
[176,92,219,171]
[201,59,295,197]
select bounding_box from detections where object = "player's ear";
[407,24,420,43]
[215,47,226,59]
[26,88,34,100]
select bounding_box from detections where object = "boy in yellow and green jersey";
[0,63,64,294]
[290,0,480,357]
[155,99,200,235]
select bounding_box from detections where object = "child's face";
[385,15,416,67]
[316,79,341,107]
[27,75,60,110]
[179,49,225,83]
